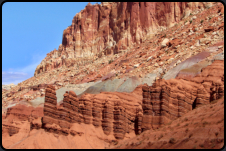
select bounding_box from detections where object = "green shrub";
[200,20,204,24]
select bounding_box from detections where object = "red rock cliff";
[35,2,213,76]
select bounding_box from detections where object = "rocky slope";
[2,83,16,90]
[34,2,215,76]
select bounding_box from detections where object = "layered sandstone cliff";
[38,60,224,140]
[41,85,143,138]
[141,60,224,131]
[35,2,213,76]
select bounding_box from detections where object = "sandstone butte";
[2,2,224,149]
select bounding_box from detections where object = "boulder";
[161,38,170,48]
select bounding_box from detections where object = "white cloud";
[2,53,45,85]
[2,71,29,85]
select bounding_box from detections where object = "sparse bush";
[148,142,152,145]
[169,138,176,144]
[209,113,214,117]
[184,123,189,127]
[211,143,216,148]
[184,117,188,122]
[209,17,212,20]
[215,132,219,136]
[202,121,209,127]
[199,143,204,148]
[217,118,224,124]
[190,13,193,16]
[114,141,118,145]
[167,121,172,125]
[158,134,163,140]
[109,60,113,64]
[190,20,192,24]
[185,128,189,133]
[200,20,204,24]
[211,99,218,104]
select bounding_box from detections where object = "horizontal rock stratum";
[34,2,214,76]
[37,60,223,140]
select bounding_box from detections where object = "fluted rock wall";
[40,60,224,138]
[35,2,213,76]
[92,98,102,127]
[42,87,143,139]
[101,100,114,135]
[113,101,126,139]
[141,60,224,131]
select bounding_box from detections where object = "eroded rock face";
[141,60,224,131]
[39,60,224,139]
[5,104,43,122]
[41,84,143,138]
[35,2,210,76]
[3,103,44,137]
[3,60,224,141]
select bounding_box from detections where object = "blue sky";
[2,2,101,85]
